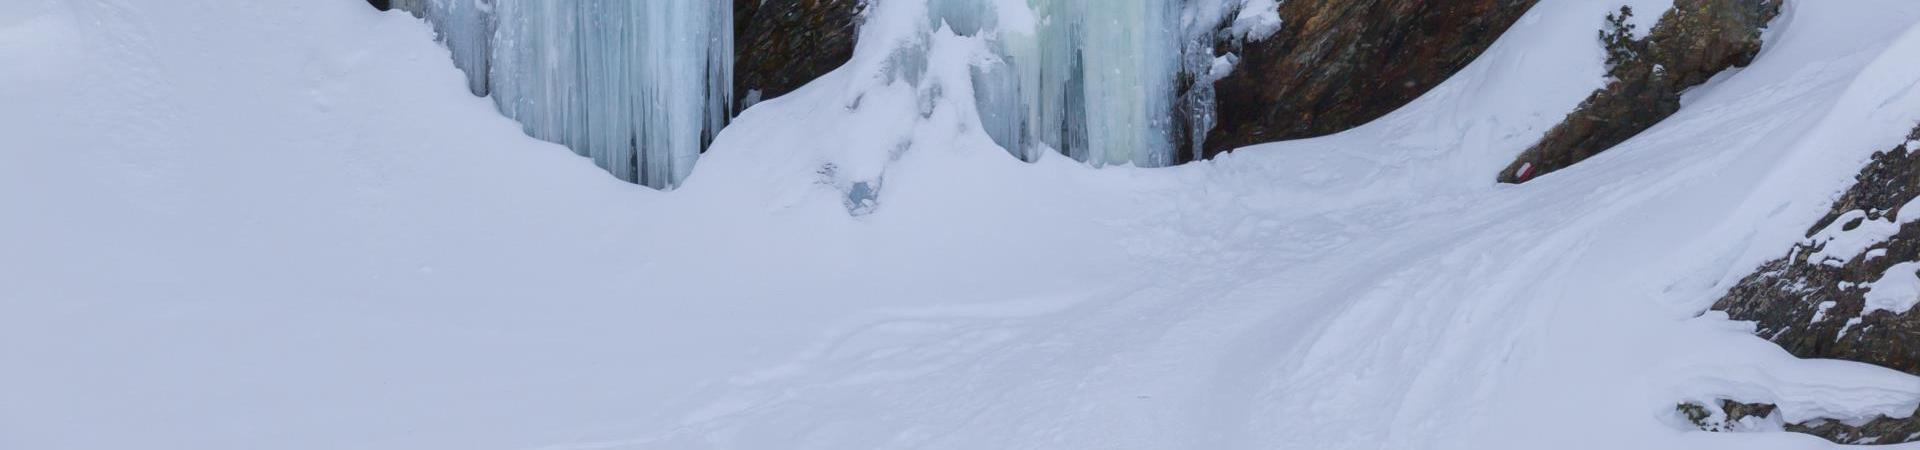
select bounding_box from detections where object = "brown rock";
[1199,0,1537,161]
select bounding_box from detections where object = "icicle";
[398,0,732,189]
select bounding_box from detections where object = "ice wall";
[398,0,732,189]
[391,0,1274,186]
[926,0,1279,166]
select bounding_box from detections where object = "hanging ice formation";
[396,0,732,189]
[947,0,1182,167]
[925,0,1281,166]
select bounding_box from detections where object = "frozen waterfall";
[956,0,1182,167]
[929,0,1279,167]
[397,0,731,189]
[390,0,1276,186]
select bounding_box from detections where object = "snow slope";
[3,0,1919,449]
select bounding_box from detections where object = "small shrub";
[1600,6,1643,72]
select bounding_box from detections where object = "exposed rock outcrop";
[1712,125,1920,379]
[1198,0,1538,161]
[1498,0,1780,183]
[1679,400,1920,445]
[732,0,862,111]
[1702,125,1920,444]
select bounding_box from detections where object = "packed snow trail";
[4,0,1920,449]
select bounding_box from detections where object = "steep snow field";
[4,0,1920,449]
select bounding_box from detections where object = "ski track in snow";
[5,0,1920,449]
[624,2,1920,448]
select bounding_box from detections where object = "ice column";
[953,0,1182,167]
[398,0,733,189]
[924,0,1280,166]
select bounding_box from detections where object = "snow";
[1810,300,1836,323]
[5,0,1920,449]
[390,0,491,96]
[1805,189,1920,265]
[1864,261,1920,315]
[1230,0,1284,41]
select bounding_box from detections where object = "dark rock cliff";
[733,0,863,111]
[1198,0,1537,161]
[1499,0,1780,183]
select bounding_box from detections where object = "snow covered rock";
[1714,124,1920,388]
[1499,0,1781,183]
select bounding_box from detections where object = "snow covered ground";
[4,0,1920,449]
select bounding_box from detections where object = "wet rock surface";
[1200,0,1537,160]
[1499,0,1780,183]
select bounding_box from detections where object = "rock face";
[732,0,862,111]
[1705,124,1920,444]
[1199,0,1538,161]
[1713,125,1920,378]
[1498,0,1780,183]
